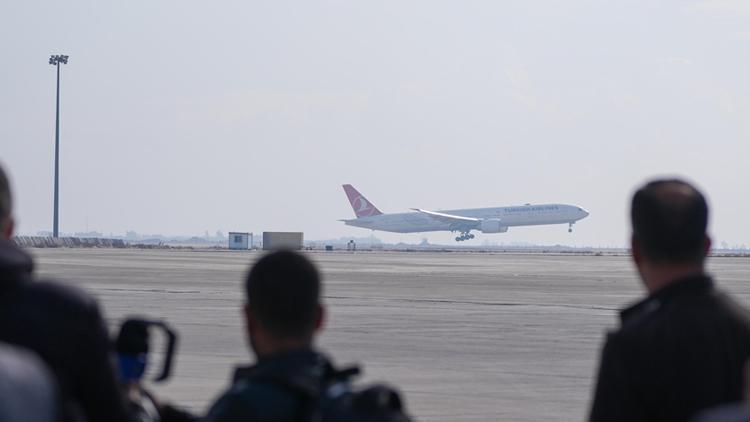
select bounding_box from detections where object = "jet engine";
[480,219,508,233]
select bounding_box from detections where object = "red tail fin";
[343,184,383,218]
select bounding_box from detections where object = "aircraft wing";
[411,208,481,224]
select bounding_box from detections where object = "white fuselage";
[343,204,588,234]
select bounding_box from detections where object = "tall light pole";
[49,54,68,238]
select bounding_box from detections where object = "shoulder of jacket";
[207,380,298,421]
[619,299,662,333]
[21,279,99,314]
[231,377,299,405]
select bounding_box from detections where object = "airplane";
[340,184,589,242]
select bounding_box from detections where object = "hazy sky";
[2,1,749,247]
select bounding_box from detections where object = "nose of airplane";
[580,208,590,219]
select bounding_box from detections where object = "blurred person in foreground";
[0,341,59,422]
[0,164,132,422]
[202,250,411,422]
[588,179,750,422]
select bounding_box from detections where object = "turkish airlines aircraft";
[340,184,589,242]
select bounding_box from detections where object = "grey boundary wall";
[12,236,127,248]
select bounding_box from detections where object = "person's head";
[630,179,711,290]
[0,165,13,239]
[243,250,325,357]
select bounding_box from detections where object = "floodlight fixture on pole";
[49,54,68,238]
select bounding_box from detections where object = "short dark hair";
[245,250,321,339]
[631,179,708,263]
[0,164,11,222]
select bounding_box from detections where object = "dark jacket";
[0,239,131,422]
[202,349,411,422]
[203,349,333,422]
[589,274,750,422]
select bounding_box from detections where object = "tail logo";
[343,184,383,218]
[353,196,377,216]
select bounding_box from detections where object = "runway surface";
[28,249,750,421]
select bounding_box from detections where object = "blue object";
[118,353,147,382]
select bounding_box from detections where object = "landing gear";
[454,232,475,242]
[568,222,574,233]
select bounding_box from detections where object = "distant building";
[228,232,251,250]
[262,232,303,250]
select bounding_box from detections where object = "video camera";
[115,318,179,422]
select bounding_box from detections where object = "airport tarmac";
[28,249,750,421]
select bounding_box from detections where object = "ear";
[314,304,326,333]
[703,235,712,256]
[1,216,13,240]
[631,234,642,265]
[244,304,257,333]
